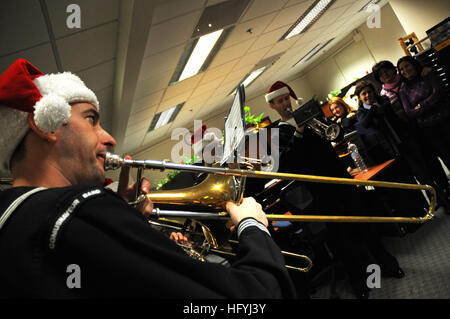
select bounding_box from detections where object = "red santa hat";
[265,81,303,106]
[189,125,222,157]
[0,59,99,172]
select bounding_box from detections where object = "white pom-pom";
[34,94,71,133]
[295,98,304,106]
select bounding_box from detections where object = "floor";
[309,203,450,299]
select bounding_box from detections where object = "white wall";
[302,3,408,100]
[389,0,450,41]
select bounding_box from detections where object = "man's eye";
[86,116,96,125]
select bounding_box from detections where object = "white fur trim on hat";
[34,94,72,133]
[265,86,290,103]
[32,72,99,133]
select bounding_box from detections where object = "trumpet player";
[266,81,403,299]
[0,59,295,298]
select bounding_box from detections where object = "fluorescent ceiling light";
[242,66,267,87]
[281,0,336,40]
[293,38,334,66]
[230,66,268,95]
[178,29,224,82]
[148,103,183,132]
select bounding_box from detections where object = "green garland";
[244,106,264,126]
[155,154,200,190]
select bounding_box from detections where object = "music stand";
[221,84,246,165]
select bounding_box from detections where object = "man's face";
[269,93,293,119]
[55,103,116,186]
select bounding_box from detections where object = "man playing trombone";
[0,59,295,298]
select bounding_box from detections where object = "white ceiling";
[0,0,388,156]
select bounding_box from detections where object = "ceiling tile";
[134,69,174,100]
[308,3,353,32]
[163,73,203,101]
[123,130,146,153]
[0,0,49,56]
[284,0,309,6]
[168,107,197,131]
[341,0,372,18]
[222,12,278,49]
[291,25,328,48]
[132,90,165,114]
[248,27,288,53]
[232,46,271,71]
[127,119,151,137]
[127,106,156,128]
[46,0,119,39]
[143,10,202,57]
[0,44,58,74]
[183,91,214,112]
[264,0,315,33]
[56,22,118,72]
[152,0,205,25]
[241,0,290,22]
[208,38,257,69]
[191,76,226,97]
[158,90,191,113]
[77,59,116,92]
[261,39,293,60]
[198,58,239,85]
[222,65,254,87]
[333,0,358,9]
[96,86,113,132]
[139,44,184,81]
[207,0,229,6]
[142,125,172,146]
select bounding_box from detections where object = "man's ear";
[27,113,57,142]
[268,103,274,110]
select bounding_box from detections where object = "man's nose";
[100,127,117,149]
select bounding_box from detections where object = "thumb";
[117,155,132,195]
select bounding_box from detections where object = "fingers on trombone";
[140,177,151,194]
[117,155,132,194]
[170,232,191,246]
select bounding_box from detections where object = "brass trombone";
[104,153,435,272]
[105,152,436,224]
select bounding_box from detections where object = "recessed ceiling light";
[293,38,334,66]
[148,103,184,132]
[280,0,336,41]
[179,29,223,82]
[170,28,231,85]
[230,66,269,95]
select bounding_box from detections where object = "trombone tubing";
[105,153,436,223]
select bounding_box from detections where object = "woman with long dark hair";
[397,56,450,176]
[372,59,450,213]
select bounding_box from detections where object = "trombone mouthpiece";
[104,152,124,170]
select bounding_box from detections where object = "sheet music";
[221,86,245,165]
